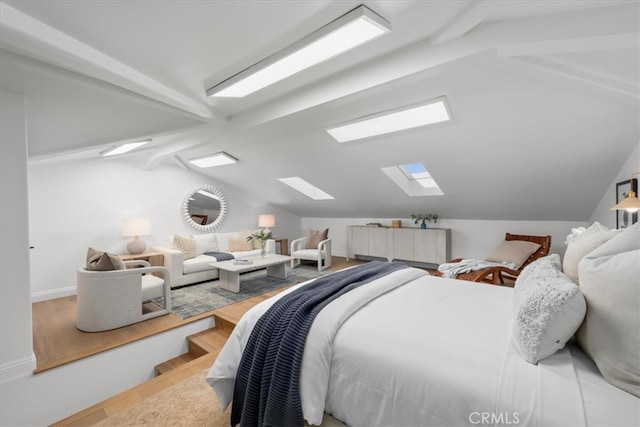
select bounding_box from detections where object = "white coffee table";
[209,254,292,293]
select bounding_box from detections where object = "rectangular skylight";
[189,152,238,168]
[100,140,149,156]
[207,5,390,98]
[326,98,451,143]
[278,177,334,200]
[381,162,443,197]
[399,162,439,188]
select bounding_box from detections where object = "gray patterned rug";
[153,266,328,319]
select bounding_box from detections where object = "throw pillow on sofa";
[193,233,218,254]
[174,234,196,259]
[86,247,125,271]
[228,236,252,252]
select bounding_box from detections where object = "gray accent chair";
[76,260,171,332]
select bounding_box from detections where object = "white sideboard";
[346,226,451,265]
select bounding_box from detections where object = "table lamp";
[258,214,275,233]
[122,218,151,254]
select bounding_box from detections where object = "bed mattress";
[207,269,640,426]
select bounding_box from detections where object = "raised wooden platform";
[44,257,366,425]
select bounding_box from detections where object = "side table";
[272,238,289,256]
[119,251,165,277]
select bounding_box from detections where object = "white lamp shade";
[122,218,151,237]
[258,214,275,228]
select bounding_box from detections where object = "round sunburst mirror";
[182,185,227,232]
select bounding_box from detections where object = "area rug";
[153,266,327,320]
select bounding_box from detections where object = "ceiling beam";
[504,55,639,101]
[0,2,214,120]
[497,32,639,57]
[429,0,492,45]
[232,3,639,130]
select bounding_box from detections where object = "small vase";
[260,244,266,257]
[421,221,427,229]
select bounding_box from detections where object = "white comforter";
[206,268,640,426]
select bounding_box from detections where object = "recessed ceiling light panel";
[100,140,150,156]
[207,5,390,98]
[189,152,238,168]
[327,98,451,143]
[278,177,334,200]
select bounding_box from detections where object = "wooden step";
[154,352,198,375]
[154,323,232,375]
[188,327,230,357]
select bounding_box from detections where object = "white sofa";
[154,231,275,288]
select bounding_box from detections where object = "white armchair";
[76,260,172,332]
[290,237,332,271]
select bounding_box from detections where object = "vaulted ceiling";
[1,0,638,220]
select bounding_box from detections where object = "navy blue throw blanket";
[230,261,408,427]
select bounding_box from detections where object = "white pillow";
[193,233,218,254]
[512,254,586,364]
[576,222,640,397]
[562,222,617,283]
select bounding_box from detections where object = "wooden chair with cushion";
[433,233,551,286]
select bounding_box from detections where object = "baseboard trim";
[0,353,36,384]
[32,286,76,302]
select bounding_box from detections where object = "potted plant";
[247,229,272,257]
[411,214,438,229]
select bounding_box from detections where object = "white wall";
[1,317,213,426]
[0,91,36,384]
[28,157,301,301]
[589,141,640,228]
[301,218,586,262]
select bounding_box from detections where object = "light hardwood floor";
[45,257,369,426]
[32,257,366,373]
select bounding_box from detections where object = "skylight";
[278,177,334,200]
[100,140,150,156]
[381,162,443,197]
[207,5,390,98]
[326,98,451,143]
[399,162,439,189]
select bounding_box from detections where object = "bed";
[207,223,640,427]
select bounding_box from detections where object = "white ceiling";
[1,0,638,220]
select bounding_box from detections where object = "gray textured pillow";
[173,234,196,260]
[576,222,640,397]
[486,240,541,269]
[512,254,586,364]
[306,228,328,249]
[85,247,125,271]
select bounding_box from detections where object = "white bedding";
[206,268,640,426]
